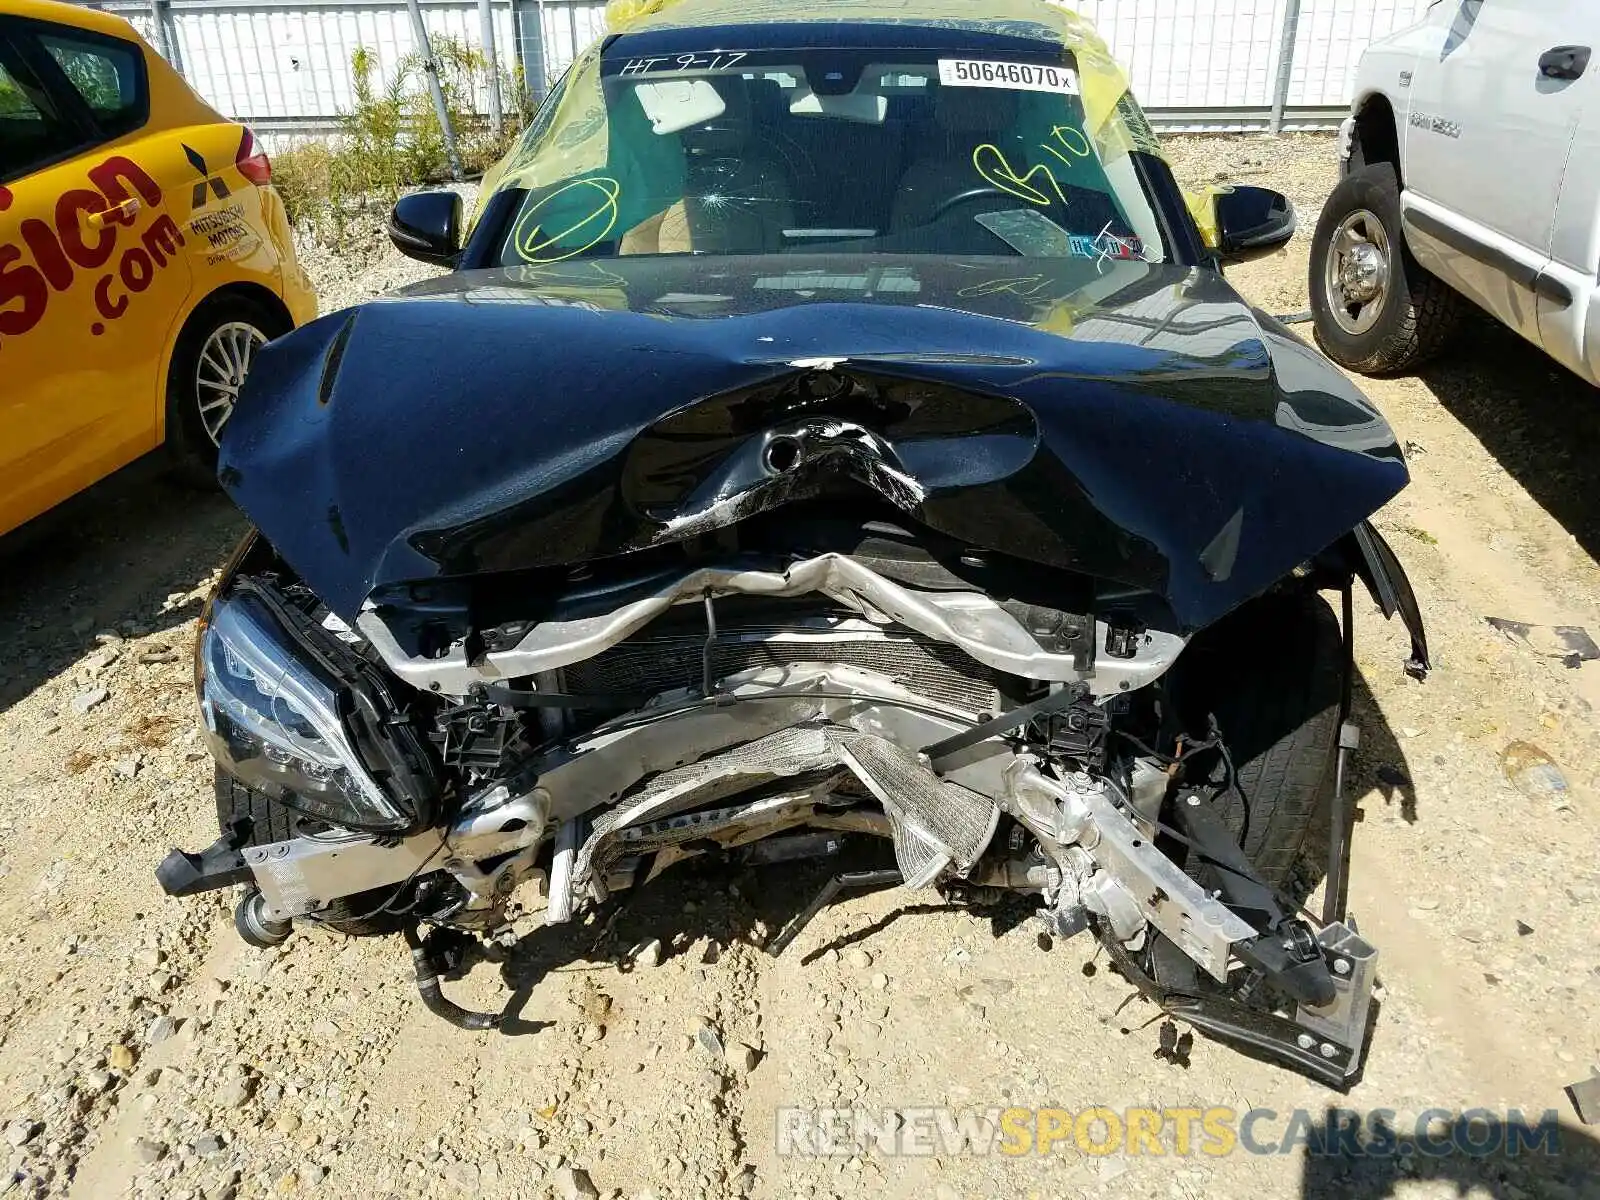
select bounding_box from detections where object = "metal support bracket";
[1074,785,1256,982]
[1294,920,1378,1064]
[1104,918,1378,1088]
[1322,721,1362,926]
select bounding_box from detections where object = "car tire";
[215,769,410,936]
[1310,162,1462,375]
[165,295,288,488]
[1169,592,1343,888]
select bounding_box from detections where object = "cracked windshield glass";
[491,48,1170,264]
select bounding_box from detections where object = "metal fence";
[82,0,1432,142]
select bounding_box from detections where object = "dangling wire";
[1112,714,1252,846]
[303,832,452,925]
[1208,713,1252,847]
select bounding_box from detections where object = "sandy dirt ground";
[2,136,1599,1200]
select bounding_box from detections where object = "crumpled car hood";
[220,254,1407,630]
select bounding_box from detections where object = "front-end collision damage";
[161,254,1432,1085]
[217,257,1412,639]
[353,552,1187,699]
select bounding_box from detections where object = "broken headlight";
[199,590,409,833]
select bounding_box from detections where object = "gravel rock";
[4,1120,39,1148]
[694,1024,724,1058]
[132,1137,166,1164]
[107,1044,136,1072]
[631,939,664,968]
[553,1164,600,1200]
[146,1015,178,1045]
[728,1043,759,1075]
[444,1160,479,1190]
[514,1122,544,1151]
[847,949,873,970]
[216,1072,252,1109]
[131,947,164,970]
[195,1133,225,1158]
[70,688,109,714]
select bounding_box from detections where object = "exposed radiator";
[562,622,1005,714]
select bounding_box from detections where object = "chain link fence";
[82,0,1431,143]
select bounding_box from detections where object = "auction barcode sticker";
[938,59,1079,94]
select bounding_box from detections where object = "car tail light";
[236,127,271,186]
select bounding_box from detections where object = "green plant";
[269,140,343,233]
[276,37,523,245]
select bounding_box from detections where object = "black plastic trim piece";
[1402,207,1571,309]
[924,684,1086,774]
[1102,929,1358,1089]
[156,820,254,897]
[1349,521,1430,677]
[1535,271,1575,308]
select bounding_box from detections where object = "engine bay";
[159,508,1406,1085]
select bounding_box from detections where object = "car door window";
[0,42,73,183]
[37,29,145,139]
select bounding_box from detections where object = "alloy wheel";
[196,320,268,445]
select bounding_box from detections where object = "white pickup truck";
[1309,0,1600,385]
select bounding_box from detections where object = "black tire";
[165,294,289,488]
[1310,163,1462,375]
[215,769,409,936]
[1169,592,1343,887]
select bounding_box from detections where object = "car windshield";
[488,45,1171,265]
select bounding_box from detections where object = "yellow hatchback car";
[0,0,315,534]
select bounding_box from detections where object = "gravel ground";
[2,136,1600,1200]
[297,184,480,314]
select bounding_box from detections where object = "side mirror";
[389,191,463,267]
[1213,185,1296,263]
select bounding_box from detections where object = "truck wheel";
[215,769,410,936]
[165,295,288,488]
[1311,163,1461,374]
[1168,593,1343,888]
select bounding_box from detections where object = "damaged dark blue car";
[159,0,1428,1086]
